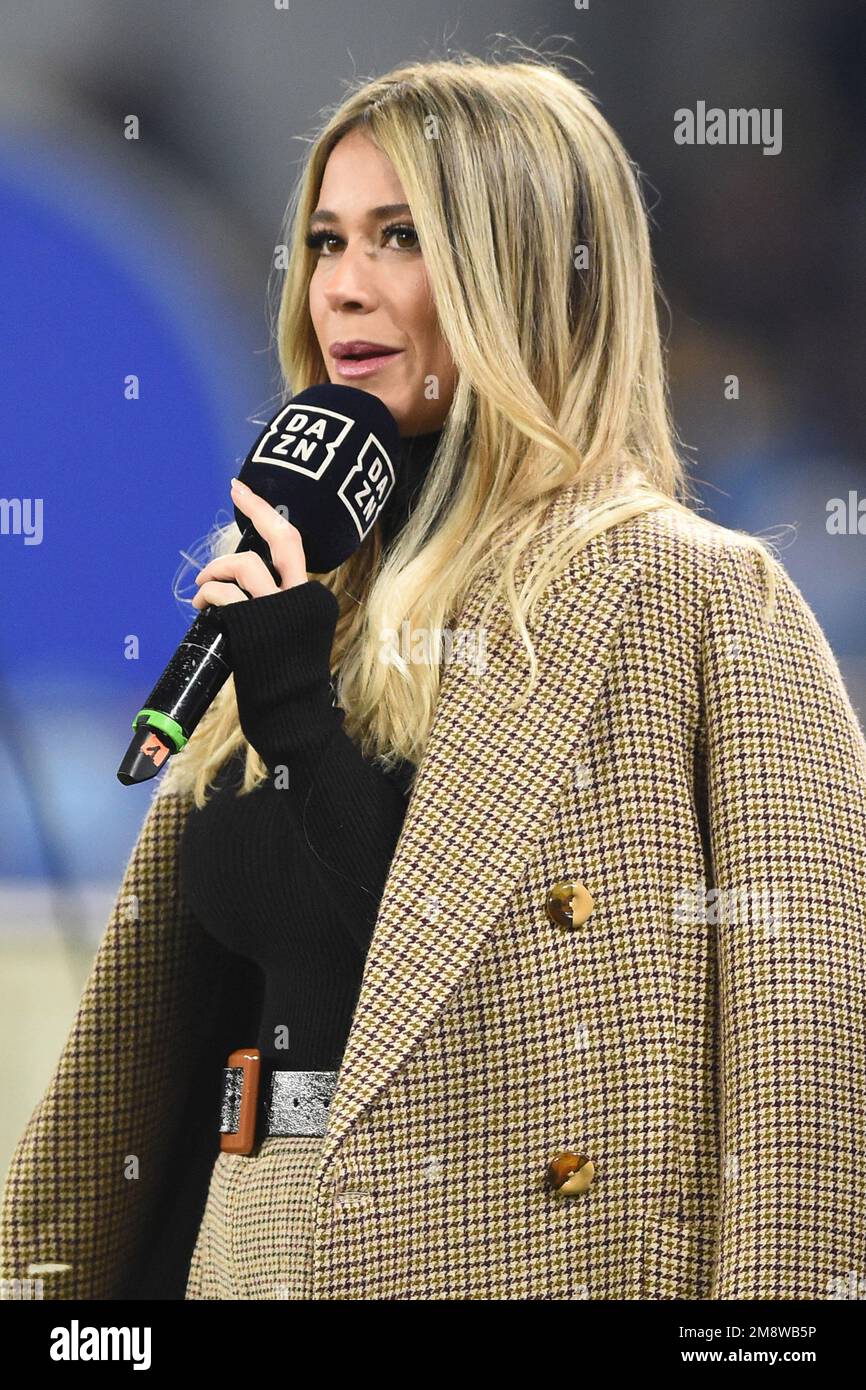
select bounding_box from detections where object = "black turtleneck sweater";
[177,427,443,1071]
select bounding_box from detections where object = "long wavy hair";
[161,51,778,808]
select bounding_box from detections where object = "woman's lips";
[333,350,404,378]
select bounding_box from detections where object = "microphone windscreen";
[234,383,401,572]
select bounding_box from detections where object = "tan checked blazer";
[2,474,865,1301]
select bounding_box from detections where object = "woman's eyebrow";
[307,202,411,227]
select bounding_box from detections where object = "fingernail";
[231,476,249,492]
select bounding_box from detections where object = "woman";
[2,53,865,1302]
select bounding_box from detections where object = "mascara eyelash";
[304,222,419,252]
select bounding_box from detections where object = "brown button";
[545,878,594,929]
[547,1151,595,1196]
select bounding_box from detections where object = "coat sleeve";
[700,539,866,1300]
[0,788,256,1300]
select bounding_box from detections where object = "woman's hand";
[191,477,309,609]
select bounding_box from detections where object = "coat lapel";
[319,472,641,1168]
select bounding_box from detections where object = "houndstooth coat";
[3,471,865,1301]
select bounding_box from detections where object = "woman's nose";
[322,241,378,308]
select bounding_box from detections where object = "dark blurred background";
[1,0,864,1165]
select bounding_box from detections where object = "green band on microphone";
[132,708,189,752]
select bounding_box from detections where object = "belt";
[219,1047,338,1154]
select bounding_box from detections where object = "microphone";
[116,383,401,786]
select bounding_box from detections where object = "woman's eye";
[305,230,340,255]
[304,224,419,256]
[383,223,420,251]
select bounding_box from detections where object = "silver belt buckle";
[265,1069,338,1137]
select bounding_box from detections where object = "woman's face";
[307,128,457,437]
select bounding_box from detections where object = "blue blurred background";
[1,1,864,1170]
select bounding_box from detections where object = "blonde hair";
[161,49,778,808]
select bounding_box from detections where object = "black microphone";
[116,383,401,786]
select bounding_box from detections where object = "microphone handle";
[139,606,232,746]
[116,608,232,784]
[146,519,279,740]
[116,521,283,785]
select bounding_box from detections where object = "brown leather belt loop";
[220,1046,261,1154]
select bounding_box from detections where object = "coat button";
[545,878,594,929]
[547,1151,595,1196]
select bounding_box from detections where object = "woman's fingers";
[191,580,250,610]
[230,477,309,589]
[190,479,310,612]
[194,550,277,599]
